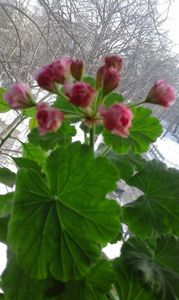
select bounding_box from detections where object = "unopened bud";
[36,103,64,135]
[146,79,176,108]
[99,104,133,137]
[65,82,96,107]
[104,55,123,71]
[102,67,120,96]
[4,83,34,109]
[70,59,84,80]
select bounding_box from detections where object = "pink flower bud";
[96,65,106,89]
[64,82,96,107]
[51,57,71,83]
[146,79,176,108]
[70,59,84,80]
[35,65,54,92]
[104,55,123,71]
[102,67,120,96]
[4,83,34,109]
[100,104,133,137]
[35,56,71,92]
[36,103,64,135]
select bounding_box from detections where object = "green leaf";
[8,142,120,281]
[13,157,42,173]
[104,92,124,107]
[59,260,113,300]
[0,87,10,113]
[113,258,156,300]
[29,117,37,130]
[0,215,9,243]
[85,260,114,294]
[2,257,56,300]
[0,193,13,243]
[2,260,44,300]
[45,279,65,299]
[123,160,179,238]
[82,76,96,88]
[28,121,76,150]
[23,106,36,117]
[23,143,47,169]
[121,236,179,300]
[0,168,16,187]
[59,282,107,300]
[103,107,162,154]
[0,193,14,217]
[106,150,146,181]
[109,224,123,243]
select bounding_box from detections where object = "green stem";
[89,124,95,149]
[84,131,88,144]
[56,88,86,117]
[78,107,87,115]
[101,146,111,157]
[55,87,69,101]
[107,290,117,300]
[59,109,84,118]
[64,114,80,119]
[0,117,26,148]
[128,100,146,108]
[93,88,103,115]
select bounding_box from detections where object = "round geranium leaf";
[8,142,120,281]
[103,107,162,154]
[123,160,179,238]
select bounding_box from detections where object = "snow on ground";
[155,136,179,169]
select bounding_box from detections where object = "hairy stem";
[0,117,26,148]
[101,145,111,157]
[128,100,146,108]
[89,124,95,149]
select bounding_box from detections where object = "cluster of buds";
[34,57,71,92]
[3,55,176,137]
[96,55,123,96]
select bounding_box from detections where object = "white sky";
[160,0,179,54]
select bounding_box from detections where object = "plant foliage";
[0,55,178,299]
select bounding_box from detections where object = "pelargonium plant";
[0,54,178,300]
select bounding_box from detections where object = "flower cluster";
[34,57,71,92]
[3,55,176,137]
